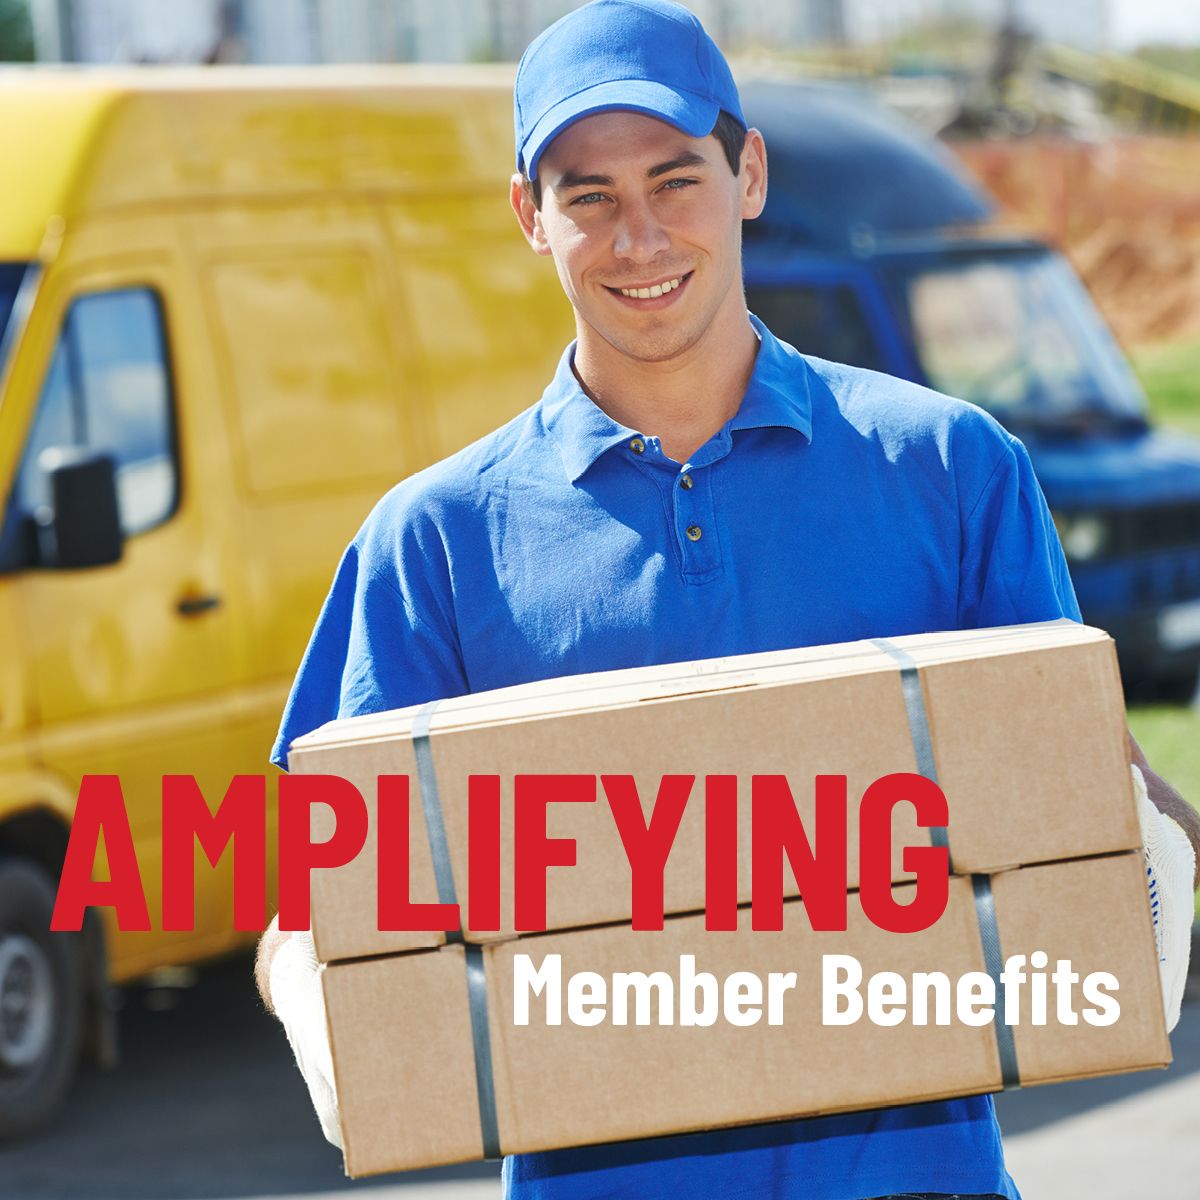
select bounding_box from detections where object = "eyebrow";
[556,150,710,190]
[647,151,709,178]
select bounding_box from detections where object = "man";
[258,2,1199,1197]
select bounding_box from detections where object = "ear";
[509,172,553,257]
[738,129,767,222]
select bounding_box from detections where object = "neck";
[572,296,759,465]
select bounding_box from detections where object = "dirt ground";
[953,137,1200,346]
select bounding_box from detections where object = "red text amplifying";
[50,772,950,935]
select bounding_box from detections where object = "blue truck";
[742,81,1200,701]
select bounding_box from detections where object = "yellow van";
[0,66,571,1134]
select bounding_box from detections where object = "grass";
[1128,707,1200,796]
[1125,338,1200,913]
[1127,706,1200,918]
[1127,341,1200,436]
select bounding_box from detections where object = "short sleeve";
[270,526,469,770]
[958,433,1082,630]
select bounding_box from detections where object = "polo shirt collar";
[540,345,640,485]
[541,312,814,484]
[732,313,815,439]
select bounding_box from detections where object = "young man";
[260,2,1198,1197]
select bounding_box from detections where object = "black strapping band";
[971,875,1021,1090]
[869,638,951,867]
[412,700,462,945]
[871,638,1021,1090]
[465,943,502,1158]
[411,700,504,1157]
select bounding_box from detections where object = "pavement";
[996,974,1200,1200]
[2,954,1199,1199]
[1002,1067,1200,1199]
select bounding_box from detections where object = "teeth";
[619,276,682,298]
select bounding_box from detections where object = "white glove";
[1133,764,1195,1033]
[269,921,343,1149]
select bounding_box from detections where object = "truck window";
[12,288,177,538]
[746,283,885,373]
[891,251,1147,427]
[0,263,28,363]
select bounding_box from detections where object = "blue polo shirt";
[273,314,1079,1200]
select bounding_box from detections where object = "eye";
[570,191,608,206]
[660,177,698,193]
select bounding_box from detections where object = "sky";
[1110,0,1200,50]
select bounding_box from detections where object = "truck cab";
[742,81,1200,700]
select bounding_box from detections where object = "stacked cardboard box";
[286,620,1169,1177]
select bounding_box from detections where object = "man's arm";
[952,426,1199,889]
[255,914,290,1015]
[1130,730,1200,891]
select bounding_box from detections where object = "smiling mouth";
[604,271,693,301]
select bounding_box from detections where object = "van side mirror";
[35,448,124,569]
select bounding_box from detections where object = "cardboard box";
[324,853,1170,1177]
[288,621,1136,962]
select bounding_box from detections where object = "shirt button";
[629,437,646,454]
[679,473,694,489]
[685,524,702,542]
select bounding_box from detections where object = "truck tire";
[0,857,85,1139]
[1124,665,1200,707]
[1154,666,1200,707]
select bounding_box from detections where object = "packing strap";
[870,638,1022,1090]
[413,699,503,1159]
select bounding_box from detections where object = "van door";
[188,202,416,760]
[744,263,910,377]
[2,237,244,977]
[379,191,572,459]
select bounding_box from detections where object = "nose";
[612,196,670,264]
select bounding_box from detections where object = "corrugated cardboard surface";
[290,622,1136,961]
[324,853,1169,1178]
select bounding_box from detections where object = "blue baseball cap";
[514,0,746,182]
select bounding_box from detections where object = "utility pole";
[30,0,75,61]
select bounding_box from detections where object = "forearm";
[255,914,292,1015]
[1130,730,1200,891]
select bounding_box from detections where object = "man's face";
[512,111,766,365]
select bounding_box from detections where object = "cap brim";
[521,79,721,181]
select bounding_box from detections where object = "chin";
[602,316,705,364]
[627,332,697,363]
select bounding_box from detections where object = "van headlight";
[1052,512,1109,562]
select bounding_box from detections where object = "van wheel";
[0,858,85,1139]
[1153,667,1200,707]
[1124,666,1200,707]
[1129,666,1200,707]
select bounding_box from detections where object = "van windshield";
[0,263,29,378]
[891,249,1148,433]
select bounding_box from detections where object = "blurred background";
[1,1,1199,1197]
